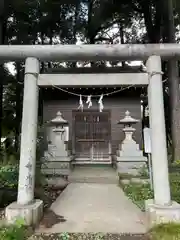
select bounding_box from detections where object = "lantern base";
[41,156,74,177]
[116,156,147,175]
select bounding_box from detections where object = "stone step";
[69,176,118,184]
[69,165,118,184]
[72,160,112,166]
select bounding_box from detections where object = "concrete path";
[37,183,147,234]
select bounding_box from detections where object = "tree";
[163,0,180,161]
[0,0,5,149]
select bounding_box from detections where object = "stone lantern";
[51,111,68,146]
[46,111,68,155]
[42,111,72,177]
[117,110,139,148]
[116,110,147,174]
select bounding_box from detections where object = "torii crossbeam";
[0,44,180,61]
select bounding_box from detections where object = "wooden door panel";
[75,114,91,139]
[74,112,92,158]
[73,111,111,160]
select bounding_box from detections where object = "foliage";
[0,127,47,207]
[59,232,70,240]
[169,173,180,203]
[0,164,18,207]
[0,164,18,189]
[0,125,46,188]
[121,183,153,211]
[122,172,180,211]
[59,232,104,240]
[149,223,180,240]
[138,165,149,179]
[0,218,31,240]
[171,160,180,167]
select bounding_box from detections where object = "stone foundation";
[5,199,43,226]
[116,156,147,175]
[41,159,73,176]
[145,199,180,227]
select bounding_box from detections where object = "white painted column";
[147,55,171,206]
[17,57,40,205]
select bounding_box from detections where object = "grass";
[149,223,180,240]
[120,169,180,211]
[121,169,180,239]
[121,182,153,211]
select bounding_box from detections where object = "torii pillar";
[5,58,43,225]
[145,55,180,226]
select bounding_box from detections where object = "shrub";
[0,165,19,189]
[169,173,180,204]
[0,165,19,207]
[0,219,30,240]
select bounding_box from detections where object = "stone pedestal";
[5,200,43,226]
[145,199,180,227]
[41,112,72,177]
[116,111,147,175]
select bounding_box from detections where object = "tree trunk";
[0,68,2,150]
[71,2,79,68]
[39,32,45,125]
[165,0,180,161]
[119,22,126,67]
[0,0,5,149]
[141,0,162,43]
[168,59,180,161]
[15,63,22,151]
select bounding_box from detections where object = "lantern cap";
[50,111,68,125]
[118,110,139,124]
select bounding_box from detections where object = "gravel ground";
[0,181,67,228]
[29,233,150,240]
[38,182,67,229]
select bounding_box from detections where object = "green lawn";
[121,171,180,240]
[121,172,180,211]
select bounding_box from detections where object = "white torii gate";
[2,44,180,226]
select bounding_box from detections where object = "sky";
[6,62,16,75]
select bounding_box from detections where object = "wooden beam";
[38,73,148,87]
[0,44,180,62]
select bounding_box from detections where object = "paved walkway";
[37,183,147,234]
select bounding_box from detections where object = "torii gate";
[2,44,180,226]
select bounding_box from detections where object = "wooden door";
[73,111,111,160]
